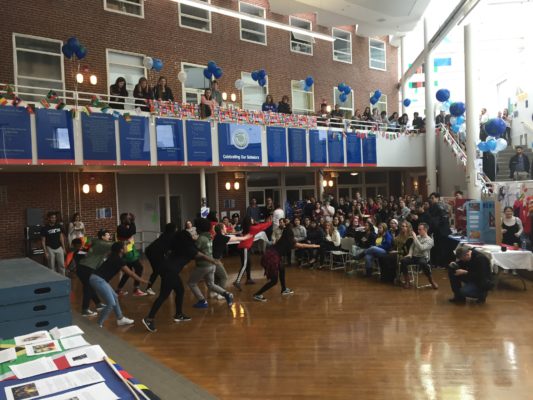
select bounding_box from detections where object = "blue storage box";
[0,296,71,322]
[0,310,72,339]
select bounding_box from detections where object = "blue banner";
[186,120,212,166]
[156,119,184,165]
[119,116,150,165]
[36,109,74,164]
[309,129,327,166]
[0,107,32,164]
[346,132,362,166]
[328,131,344,166]
[288,128,306,166]
[267,126,287,166]
[218,123,262,166]
[362,136,377,165]
[81,113,116,165]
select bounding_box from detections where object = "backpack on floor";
[261,247,281,279]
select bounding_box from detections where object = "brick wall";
[0,172,116,259]
[0,0,399,114]
[216,171,247,218]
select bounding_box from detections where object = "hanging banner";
[81,113,116,165]
[309,129,327,166]
[328,130,344,167]
[36,109,74,164]
[218,123,262,166]
[119,116,150,165]
[0,107,32,164]
[362,136,377,166]
[156,118,184,166]
[186,120,212,166]
[288,128,307,166]
[466,200,496,244]
[346,132,362,166]
[266,126,287,166]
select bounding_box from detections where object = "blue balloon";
[338,83,346,92]
[403,98,411,107]
[213,67,223,79]
[487,138,497,152]
[152,58,163,72]
[449,102,466,117]
[343,86,351,95]
[258,69,266,80]
[339,93,347,103]
[62,44,74,59]
[203,68,212,79]
[370,96,378,105]
[251,71,259,81]
[436,88,451,102]
[74,45,87,60]
[207,61,217,73]
[456,115,465,125]
[373,90,382,100]
[485,118,506,138]
[305,76,314,87]
[258,77,266,87]
[304,85,311,92]
[477,142,488,152]
[67,37,80,51]
[451,124,460,133]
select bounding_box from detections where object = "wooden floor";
[71,254,533,399]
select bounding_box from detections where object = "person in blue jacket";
[262,94,277,112]
[360,222,393,277]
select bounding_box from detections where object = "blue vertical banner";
[186,120,212,166]
[362,135,377,166]
[309,129,327,166]
[36,109,74,164]
[0,107,32,164]
[328,130,344,166]
[218,123,262,166]
[346,132,362,166]
[119,116,150,165]
[156,118,184,166]
[267,126,287,166]
[466,201,482,242]
[288,128,307,166]
[81,113,117,165]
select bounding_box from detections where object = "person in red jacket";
[233,216,272,290]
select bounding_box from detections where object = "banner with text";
[186,120,212,166]
[156,118,185,165]
[346,132,362,166]
[309,129,327,166]
[362,136,377,166]
[36,109,74,164]
[218,123,262,166]
[82,113,116,165]
[328,130,344,167]
[119,116,150,165]
[266,126,287,166]
[288,128,307,166]
[0,107,32,164]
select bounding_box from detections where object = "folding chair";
[405,261,432,289]
[328,237,355,271]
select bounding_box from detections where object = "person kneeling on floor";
[448,247,494,304]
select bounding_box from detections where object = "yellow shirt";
[376,236,383,246]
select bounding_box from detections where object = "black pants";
[76,265,101,311]
[117,259,143,289]
[319,241,337,264]
[146,250,164,288]
[147,270,184,319]
[400,256,431,276]
[431,234,455,267]
[255,266,286,296]
[505,127,511,145]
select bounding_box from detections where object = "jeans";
[46,246,65,275]
[255,266,286,296]
[76,265,101,311]
[364,246,388,273]
[117,259,143,290]
[448,269,487,300]
[89,274,123,326]
[148,270,184,319]
[188,265,227,301]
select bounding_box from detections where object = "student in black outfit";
[144,223,177,295]
[277,95,292,114]
[142,230,223,332]
[133,77,153,112]
[153,76,174,102]
[115,213,146,296]
[109,77,128,110]
[448,247,493,304]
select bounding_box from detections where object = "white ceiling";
[268,0,432,37]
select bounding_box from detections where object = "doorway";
[159,195,182,232]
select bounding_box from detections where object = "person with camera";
[448,246,493,304]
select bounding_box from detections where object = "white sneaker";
[216,294,225,300]
[117,316,134,326]
[146,288,156,296]
[209,291,218,299]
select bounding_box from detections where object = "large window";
[13,34,64,102]
[369,38,386,71]
[182,62,211,104]
[239,2,266,45]
[370,92,387,115]
[333,87,354,117]
[107,50,145,106]
[291,80,314,115]
[179,0,211,32]
[332,28,352,63]
[242,72,267,111]
[104,0,144,17]
[290,16,314,55]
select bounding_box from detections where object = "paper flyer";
[9,357,58,379]
[37,382,119,400]
[14,331,52,346]
[60,336,89,350]
[50,326,84,340]
[25,340,61,356]
[0,348,17,364]
[65,345,107,367]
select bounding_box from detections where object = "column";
[424,18,437,194]
[200,168,207,206]
[318,171,324,200]
[401,36,406,115]
[164,173,171,224]
[464,23,481,200]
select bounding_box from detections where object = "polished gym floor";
[72,254,533,399]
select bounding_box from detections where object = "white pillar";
[400,36,406,115]
[164,173,171,224]
[424,18,437,194]
[464,23,481,200]
[200,168,207,206]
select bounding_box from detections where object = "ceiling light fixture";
[171,0,335,42]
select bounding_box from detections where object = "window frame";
[179,0,212,33]
[332,87,354,117]
[241,71,268,111]
[369,38,386,71]
[12,33,65,100]
[181,61,211,104]
[289,16,314,56]
[238,2,267,46]
[106,48,147,107]
[103,0,144,18]
[369,92,387,115]
[332,28,352,64]
[291,79,315,115]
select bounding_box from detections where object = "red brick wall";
[0,0,399,114]
[217,171,247,218]
[0,172,116,258]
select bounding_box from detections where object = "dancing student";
[115,213,146,297]
[233,216,272,291]
[144,223,177,296]
[142,230,223,332]
[89,242,148,328]
[253,224,319,302]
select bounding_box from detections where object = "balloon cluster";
[337,83,352,103]
[251,69,267,87]
[369,89,382,105]
[478,118,507,153]
[62,37,87,60]
[143,57,164,72]
[298,76,314,92]
[203,61,223,80]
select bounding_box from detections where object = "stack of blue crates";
[0,258,71,339]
